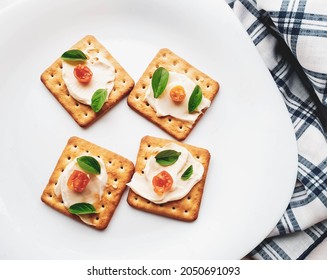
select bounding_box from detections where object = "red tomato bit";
[152,170,173,195]
[73,64,93,83]
[67,170,90,193]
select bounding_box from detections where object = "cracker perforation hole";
[102,205,105,208]
[96,217,99,220]
[173,60,178,66]
[168,118,172,122]
[49,194,53,198]
[141,170,144,174]
[67,156,71,160]
[75,103,79,107]
[184,69,188,74]
[84,113,88,117]
[135,95,139,100]
[108,191,112,196]
[114,178,118,182]
[134,197,138,201]
[179,126,183,130]
[145,102,150,107]
[74,145,78,148]
[172,207,176,210]
[184,210,188,213]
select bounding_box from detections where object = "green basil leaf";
[77,156,101,175]
[181,165,193,181]
[68,203,97,215]
[152,67,169,98]
[155,149,181,166]
[188,85,203,113]
[61,49,87,61]
[91,89,108,112]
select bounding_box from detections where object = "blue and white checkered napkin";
[228,0,327,259]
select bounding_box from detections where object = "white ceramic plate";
[0,0,297,259]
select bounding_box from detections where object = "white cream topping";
[55,156,108,209]
[127,143,204,204]
[145,72,211,123]
[62,48,115,105]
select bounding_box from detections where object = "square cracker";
[127,135,211,222]
[41,35,134,127]
[41,136,134,230]
[127,48,219,141]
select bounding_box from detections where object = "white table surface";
[1,0,326,260]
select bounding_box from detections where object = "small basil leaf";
[91,89,108,112]
[188,85,203,113]
[181,165,193,181]
[155,149,181,166]
[68,203,97,215]
[77,156,101,175]
[152,67,169,98]
[61,49,87,61]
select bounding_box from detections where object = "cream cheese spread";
[145,72,211,123]
[62,48,115,105]
[127,143,204,204]
[55,156,108,209]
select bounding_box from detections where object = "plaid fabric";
[228,0,327,259]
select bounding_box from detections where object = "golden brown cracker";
[127,48,219,141]
[41,136,134,230]
[127,135,210,222]
[41,35,134,127]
